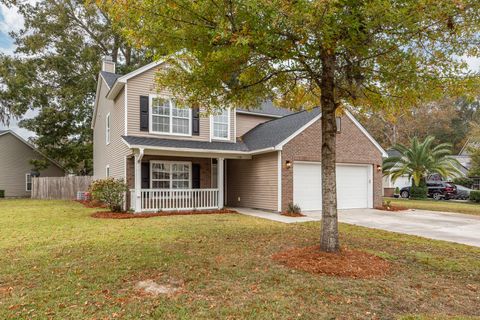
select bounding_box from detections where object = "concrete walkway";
[233,207,480,247]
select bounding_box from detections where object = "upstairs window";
[106,113,111,145]
[212,109,229,140]
[150,96,191,135]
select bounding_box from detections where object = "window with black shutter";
[140,96,149,131]
[192,107,200,136]
[192,164,201,189]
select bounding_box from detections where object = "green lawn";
[387,198,480,216]
[1,200,479,319]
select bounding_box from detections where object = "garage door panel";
[336,165,368,209]
[293,163,322,211]
[293,163,370,210]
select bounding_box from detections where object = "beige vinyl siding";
[235,113,273,137]
[93,80,130,179]
[126,65,235,142]
[227,152,278,211]
[0,133,64,198]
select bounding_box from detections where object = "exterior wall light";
[376,164,382,172]
[285,160,292,169]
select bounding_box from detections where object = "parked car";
[400,181,457,200]
[454,185,472,200]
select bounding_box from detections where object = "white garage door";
[293,162,371,210]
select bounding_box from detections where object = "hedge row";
[410,186,428,199]
[469,190,480,203]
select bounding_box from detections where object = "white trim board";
[277,151,282,212]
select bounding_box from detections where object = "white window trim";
[106,165,110,177]
[148,94,192,137]
[211,159,218,188]
[150,160,192,189]
[25,173,32,192]
[106,113,111,145]
[210,108,231,141]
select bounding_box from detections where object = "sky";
[0,3,480,140]
[0,2,34,139]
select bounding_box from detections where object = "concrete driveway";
[235,207,480,247]
[305,209,480,247]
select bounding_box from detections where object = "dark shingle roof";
[122,135,249,152]
[386,149,402,158]
[122,108,321,153]
[100,71,122,88]
[242,108,320,150]
[237,101,294,118]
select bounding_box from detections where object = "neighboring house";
[383,147,464,194]
[93,56,387,213]
[0,130,64,198]
[382,149,412,192]
[455,138,480,188]
[453,138,475,174]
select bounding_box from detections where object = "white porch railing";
[130,189,220,212]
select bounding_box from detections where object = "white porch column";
[217,157,224,209]
[134,148,144,213]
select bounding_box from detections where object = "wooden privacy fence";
[31,176,94,200]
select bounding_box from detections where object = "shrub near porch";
[0,199,479,319]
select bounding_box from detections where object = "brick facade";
[281,115,383,211]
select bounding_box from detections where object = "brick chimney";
[101,55,115,73]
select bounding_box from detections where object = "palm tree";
[383,136,462,187]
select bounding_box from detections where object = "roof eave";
[236,110,283,118]
[121,137,275,156]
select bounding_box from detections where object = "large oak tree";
[0,0,149,174]
[105,0,480,252]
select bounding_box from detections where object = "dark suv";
[400,182,457,200]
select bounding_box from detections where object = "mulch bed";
[91,209,237,219]
[272,245,390,278]
[375,205,408,212]
[281,212,306,217]
[76,200,107,209]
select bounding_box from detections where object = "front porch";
[127,152,226,212]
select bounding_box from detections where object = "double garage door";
[293,162,372,210]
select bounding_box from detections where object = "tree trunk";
[125,46,132,66]
[320,51,340,253]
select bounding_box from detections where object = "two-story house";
[93,56,387,213]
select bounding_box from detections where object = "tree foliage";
[104,0,480,252]
[383,136,462,187]
[355,97,480,152]
[0,0,150,174]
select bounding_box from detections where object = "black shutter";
[192,163,201,189]
[192,107,200,136]
[140,96,149,131]
[141,162,150,189]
